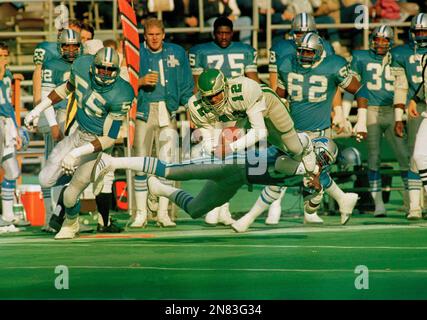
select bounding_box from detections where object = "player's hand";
[61,153,78,175]
[352,121,367,142]
[24,109,40,131]
[213,143,232,159]
[408,99,419,118]
[304,171,322,192]
[15,134,22,151]
[394,121,405,138]
[50,125,64,142]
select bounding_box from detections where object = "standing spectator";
[80,23,94,43]
[132,18,194,228]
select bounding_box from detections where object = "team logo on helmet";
[197,69,228,114]
[57,29,81,62]
[312,137,338,167]
[90,47,120,87]
[290,13,317,43]
[370,25,394,55]
[410,13,427,47]
[297,32,324,67]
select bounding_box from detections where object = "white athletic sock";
[409,188,422,211]
[371,191,385,211]
[246,197,270,220]
[325,180,345,200]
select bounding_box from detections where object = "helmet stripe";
[302,13,307,30]
[417,13,423,26]
[106,48,112,63]
[67,29,73,40]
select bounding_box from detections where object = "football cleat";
[55,217,79,240]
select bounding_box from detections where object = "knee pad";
[2,156,20,180]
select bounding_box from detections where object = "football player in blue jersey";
[350,25,411,217]
[392,13,427,219]
[36,29,82,232]
[91,135,333,226]
[189,16,259,89]
[267,12,351,225]
[32,19,81,106]
[276,32,367,224]
[24,47,135,239]
[0,41,29,230]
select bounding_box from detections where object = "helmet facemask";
[57,29,81,63]
[312,137,338,168]
[90,47,120,87]
[198,69,228,115]
[370,26,393,55]
[297,33,323,67]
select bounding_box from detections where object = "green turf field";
[1,175,427,300]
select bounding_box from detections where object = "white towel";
[158,101,170,127]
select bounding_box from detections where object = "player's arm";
[24,81,74,130]
[244,49,260,83]
[227,89,268,153]
[61,98,133,175]
[268,49,278,90]
[32,65,42,105]
[338,63,368,142]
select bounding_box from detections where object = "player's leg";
[55,159,95,239]
[155,121,179,227]
[232,185,282,233]
[132,118,156,227]
[265,187,286,225]
[1,155,20,225]
[264,99,303,156]
[41,131,55,231]
[96,171,122,232]
[366,107,386,216]
[147,167,246,219]
[383,107,414,216]
[407,102,425,211]
[411,117,427,219]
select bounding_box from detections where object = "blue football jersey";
[42,57,72,110]
[391,43,427,103]
[350,50,394,106]
[33,41,61,65]
[277,54,352,131]
[189,41,257,78]
[269,38,335,73]
[0,69,15,121]
[69,55,135,137]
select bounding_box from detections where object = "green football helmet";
[57,29,81,62]
[90,47,120,87]
[197,69,228,114]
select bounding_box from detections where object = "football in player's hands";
[214,126,244,159]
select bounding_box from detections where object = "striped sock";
[419,168,427,192]
[260,186,282,205]
[1,179,16,221]
[172,190,193,214]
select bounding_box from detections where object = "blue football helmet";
[297,32,324,67]
[312,137,338,167]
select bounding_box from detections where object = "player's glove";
[61,153,78,175]
[24,109,40,131]
[352,108,367,142]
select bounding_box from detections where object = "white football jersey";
[188,76,265,129]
